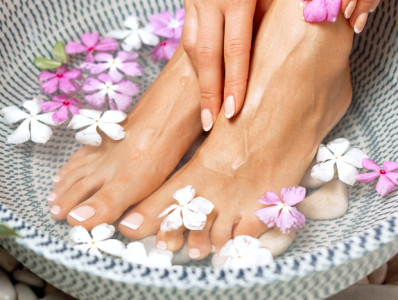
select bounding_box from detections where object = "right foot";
[49,45,203,230]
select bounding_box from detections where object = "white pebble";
[368,263,388,284]
[258,228,295,256]
[0,248,19,273]
[297,180,348,220]
[0,269,17,300]
[300,160,328,189]
[14,283,37,300]
[13,268,44,288]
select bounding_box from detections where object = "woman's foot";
[49,45,203,229]
[119,0,354,259]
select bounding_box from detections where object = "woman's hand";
[182,0,257,131]
[341,0,381,34]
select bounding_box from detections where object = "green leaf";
[33,57,62,70]
[52,41,69,64]
[0,224,20,237]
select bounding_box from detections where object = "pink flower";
[255,187,306,234]
[81,73,139,111]
[41,95,82,123]
[150,9,185,39]
[38,65,81,95]
[150,39,179,62]
[355,159,398,196]
[65,33,119,62]
[303,0,341,23]
[82,51,142,82]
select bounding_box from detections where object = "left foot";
[119,0,354,259]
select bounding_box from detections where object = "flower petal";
[59,78,80,95]
[40,77,59,94]
[115,80,140,96]
[158,204,180,218]
[94,52,113,62]
[41,101,62,113]
[189,197,214,215]
[138,26,160,46]
[117,50,138,62]
[311,160,336,182]
[122,242,148,263]
[118,62,143,77]
[316,143,334,162]
[7,119,30,144]
[98,122,126,140]
[88,246,102,257]
[258,191,281,205]
[35,112,56,126]
[362,158,381,170]
[91,223,115,241]
[52,106,69,123]
[30,119,53,143]
[81,77,102,93]
[109,93,133,111]
[182,208,207,230]
[160,207,183,232]
[80,109,102,120]
[75,124,102,146]
[281,186,306,206]
[124,16,139,30]
[63,69,82,80]
[336,160,358,185]
[147,248,173,267]
[386,172,398,185]
[38,71,56,82]
[255,205,280,228]
[95,38,119,52]
[175,8,185,22]
[68,113,94,130]
[233,235,261,251]
[106,30,132,40]
[108,68,124,83]
[355,171,380,183]
[68,105,81,116]
[303,0,327,22]
[97,239,126,257]
[173,185,195,205]
[85,92,107,109]
[65,41,87,54]
[341,148,368,168]
[325,0,341,22]
[383,161,398,172]
[2,106,28,124]
[100,110,127,123]
[289,207,306,230]
[69,225,92,244]
[276,207,303,234]
[81,32,99,48]
[375,175,396,196]
[327,138,350,156]
[122,34,141,51]
[23,98,42,115]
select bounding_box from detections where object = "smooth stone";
[368,263,388,284]
[258,228,295,256]
[13,268,45,287]
[299,160,328,189]
[297,180,348,220]
[0,269,17,300]
[357,277,369,284]
[327,284,398,300]
[40,294,67,300]
[0,248,19,273]
[14,283,37,300]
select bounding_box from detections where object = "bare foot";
[119,0,354,260]
[49,45,203,230]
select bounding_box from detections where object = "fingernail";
[354,13,368,34]
[344,0,356,19]
[201,109,213,132]
[120,212,144,230]
[225,95,235,119]
[47,193,56,202]
[68,206,95,222]
[189,248,201,259]
[370,1,379,12]
[50,205,61,215]
[52,175,60,183]
[156,240,167,250]
[211,245,217,253]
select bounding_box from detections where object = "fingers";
[181,0,198,69]
[195,7,224,131]
[342,0,381,34]
[223,3,256,119]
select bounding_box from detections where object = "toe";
[233,215,269,238]
[187,214,215,260]
[156,228,185,252]
[52,165,92,198]
[209,216,236,252]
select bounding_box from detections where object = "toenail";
[50,205,61,215]
[52,175,60,183]
[68,206,95,222]
[188,248,201,259]
[354,13,368,34]
[156,240,168,250]
[47,193,57,202]
[201,109,213,132]
[211,245,217,253]
[225,95,235,119]
[344,0,356,19]
[120,212,144,230]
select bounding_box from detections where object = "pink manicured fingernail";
[50,205,60,215]
[52,175,60,183]
[47,193,56,202]
[156,240,167,250]
[120,212,144,230]
[225,95,235,119]
[354,13,368,34]
[344,0,356,19]
[189,248,201,259]
[201,109,213,132]
[68,206,95,222]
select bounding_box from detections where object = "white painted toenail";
[47,193,56,202]
[68,206,95,222]
[211,245,217,253]
[120,212,144,230]
[225,95,235,119]
[188,248,200,259]
[156,241,167,250]
[52,175,60,183]
[201,109,213,132]
[50,205,60,215]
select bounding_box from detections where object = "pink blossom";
[82,51,142,82]
[150,39,179,62]
[38,65,81,95]
[255,187,306,234]
[41,95,82,123]
[65,33,119,62]
[355,159,398,196]
[303,0,341,23]
[150,9,185,39]
[81,73,139,111]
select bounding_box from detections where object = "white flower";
[158,185,214,232]
[311,138,368,185]
[212,236,273,268]
[122,242,173,267]
[68,109,127,146]
[69,223,126,257]
[107,16,159,51]
[2,97,56,144]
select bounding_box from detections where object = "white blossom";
[122,242,173,267]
